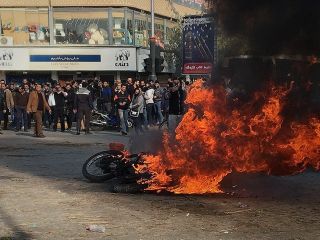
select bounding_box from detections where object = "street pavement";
[0,129,320,239]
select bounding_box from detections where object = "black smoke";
[214,0,320,55]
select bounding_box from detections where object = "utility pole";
[149,0,157,81]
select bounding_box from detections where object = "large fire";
[136,80,320,194]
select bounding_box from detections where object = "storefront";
[0,46,137,83]
[0,6,181,82]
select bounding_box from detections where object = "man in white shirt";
[144,84,155,127]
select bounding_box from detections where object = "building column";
[49,5,55,45]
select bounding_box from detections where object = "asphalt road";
[0,129,320,240]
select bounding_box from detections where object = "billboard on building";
[173,0,204,10]
[182,15,214,75]
[0,47,137,71]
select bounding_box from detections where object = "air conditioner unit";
[0,36,13,46]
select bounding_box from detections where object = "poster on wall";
[0,47,137,71]
[182,15,214,75]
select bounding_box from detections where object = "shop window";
[0,8,49,45]
[112,10,125,45]
[53,9,109,45]
[126,10,134,45]
[134,12,148,47]
[154,18,165,48]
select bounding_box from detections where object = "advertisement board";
[0,47,137,71]
[173,0,204,10]
[182,15,214,75]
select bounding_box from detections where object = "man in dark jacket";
[53,84,68,132]
[100,81,112,113]
[114,84,131,135]
[74,82,93,135]
[65,84,75,131]
[126,78,135,99]
[43,84,51,128]
[168,79,184,132]
[15,86,29,132]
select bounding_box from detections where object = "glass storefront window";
[112,10,125,45]
[134,12,148,47]
[53,9,109,45]
[155,18,165,47]
[126,9,134,45]
[0,7,178,48]
[0,8,49,45]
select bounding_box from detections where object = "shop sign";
[0,47,136,71]
[0,48,28,69]
[29,55,101,62]
[115,49,131,67]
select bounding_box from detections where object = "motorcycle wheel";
[82,151,119,182]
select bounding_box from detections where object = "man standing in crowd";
[27,83,51,138]
[139,80,148,128]
[53,84,68,132]
[153,80,164,125]
[9,83,17,128]
[15,86,29,132]
[130,88,144,135]
[114,84,131,135]
[23,83,32,129]
[126,78,135,99]
[47,87,56,129]
[144,83,155,127]
[3,83,14,130]
[74,82,93,135]
[168,78,184,131]
[65,84,75,131]
[43,84,52,128]
[100,81,112,113]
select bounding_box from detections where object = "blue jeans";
[118,109,129,133]
[146,103,154,125]
[16,106,28,131]
[154,101,164,123]
[143,107,148,127]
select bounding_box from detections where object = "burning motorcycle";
[82,143,148,193]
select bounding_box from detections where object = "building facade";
[0,0,202,84]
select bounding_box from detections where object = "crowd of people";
[0,77,189,137]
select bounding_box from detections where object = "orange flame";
[136,80,320,194]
